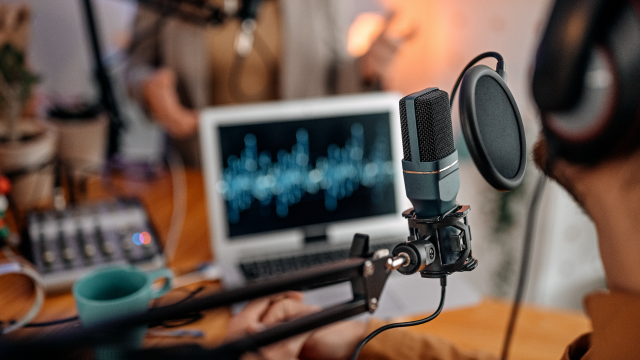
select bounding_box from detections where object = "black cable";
[149,286,206,328]
[157,286,205,308]
[450,51,505,108]
[500,174,546,360]
[17,316,80,328]
[350,276,448,360]
[154,312,204,328]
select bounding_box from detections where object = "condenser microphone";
[399,88,459,219]
[393,53,525,278]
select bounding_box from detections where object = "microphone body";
[400,88,459,219]
[238,0,262,21]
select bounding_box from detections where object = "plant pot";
[48,113,108,180]
[0,119,58,210]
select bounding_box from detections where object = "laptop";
[200,92,480,317]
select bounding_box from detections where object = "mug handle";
[147,268,173,299]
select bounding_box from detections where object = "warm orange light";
[141,231,151,245]
[348,13,386,57]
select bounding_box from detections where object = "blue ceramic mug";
[73,265,173,360]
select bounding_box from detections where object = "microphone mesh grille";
[399,98,411,161]
[400,89,455,162]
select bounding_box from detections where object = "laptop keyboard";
[239,240,401,281]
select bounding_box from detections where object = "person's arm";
[126,7,198,138]
[126,5,162,105]
[140,68,198,138]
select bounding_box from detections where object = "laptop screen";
[216,111,397,238]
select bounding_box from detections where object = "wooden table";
[0,168,591,359]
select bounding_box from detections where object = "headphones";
[532,0,640,164]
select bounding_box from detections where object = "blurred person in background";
[126,0,415,166]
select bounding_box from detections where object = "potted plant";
[0,5,57,210]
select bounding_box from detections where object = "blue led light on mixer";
[217,123,394,223]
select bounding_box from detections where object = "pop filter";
[457,59,526,191]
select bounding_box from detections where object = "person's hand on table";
[142,67,199,139]
[226,291,368,360]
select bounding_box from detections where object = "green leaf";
[0,43,39,102]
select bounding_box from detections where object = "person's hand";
[359,11,418,87]
[0,3,30,52]
[226,292,368,360]
[226,291,319,360]
[142,67,198,138]
[300,320,368,360]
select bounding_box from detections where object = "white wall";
[383,0,554,135]
[27,0,95,99]
[527,182,606,310]
[25,0,163,161]
[26,0,136,99]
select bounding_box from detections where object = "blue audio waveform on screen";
[217,123,394,224]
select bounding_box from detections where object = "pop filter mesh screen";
[400,89,455,162]
[475,76,521,179]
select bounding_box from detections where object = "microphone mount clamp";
[394,205,478,278]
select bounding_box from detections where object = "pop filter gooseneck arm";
[450,52,506,108]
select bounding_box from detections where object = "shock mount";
[393,205,478,278]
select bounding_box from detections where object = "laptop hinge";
[303,225,328,244]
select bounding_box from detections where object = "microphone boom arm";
[0,235,404,360]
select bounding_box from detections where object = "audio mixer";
[24,198,165,293]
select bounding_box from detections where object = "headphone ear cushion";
[542,2,640,163]
[541,46,617,162]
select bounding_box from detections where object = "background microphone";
[234,0,262,57]
[399,88,459,219]
[238,0,262,21]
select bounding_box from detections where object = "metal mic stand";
[81,0,126,156]
[78,0,237,157]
